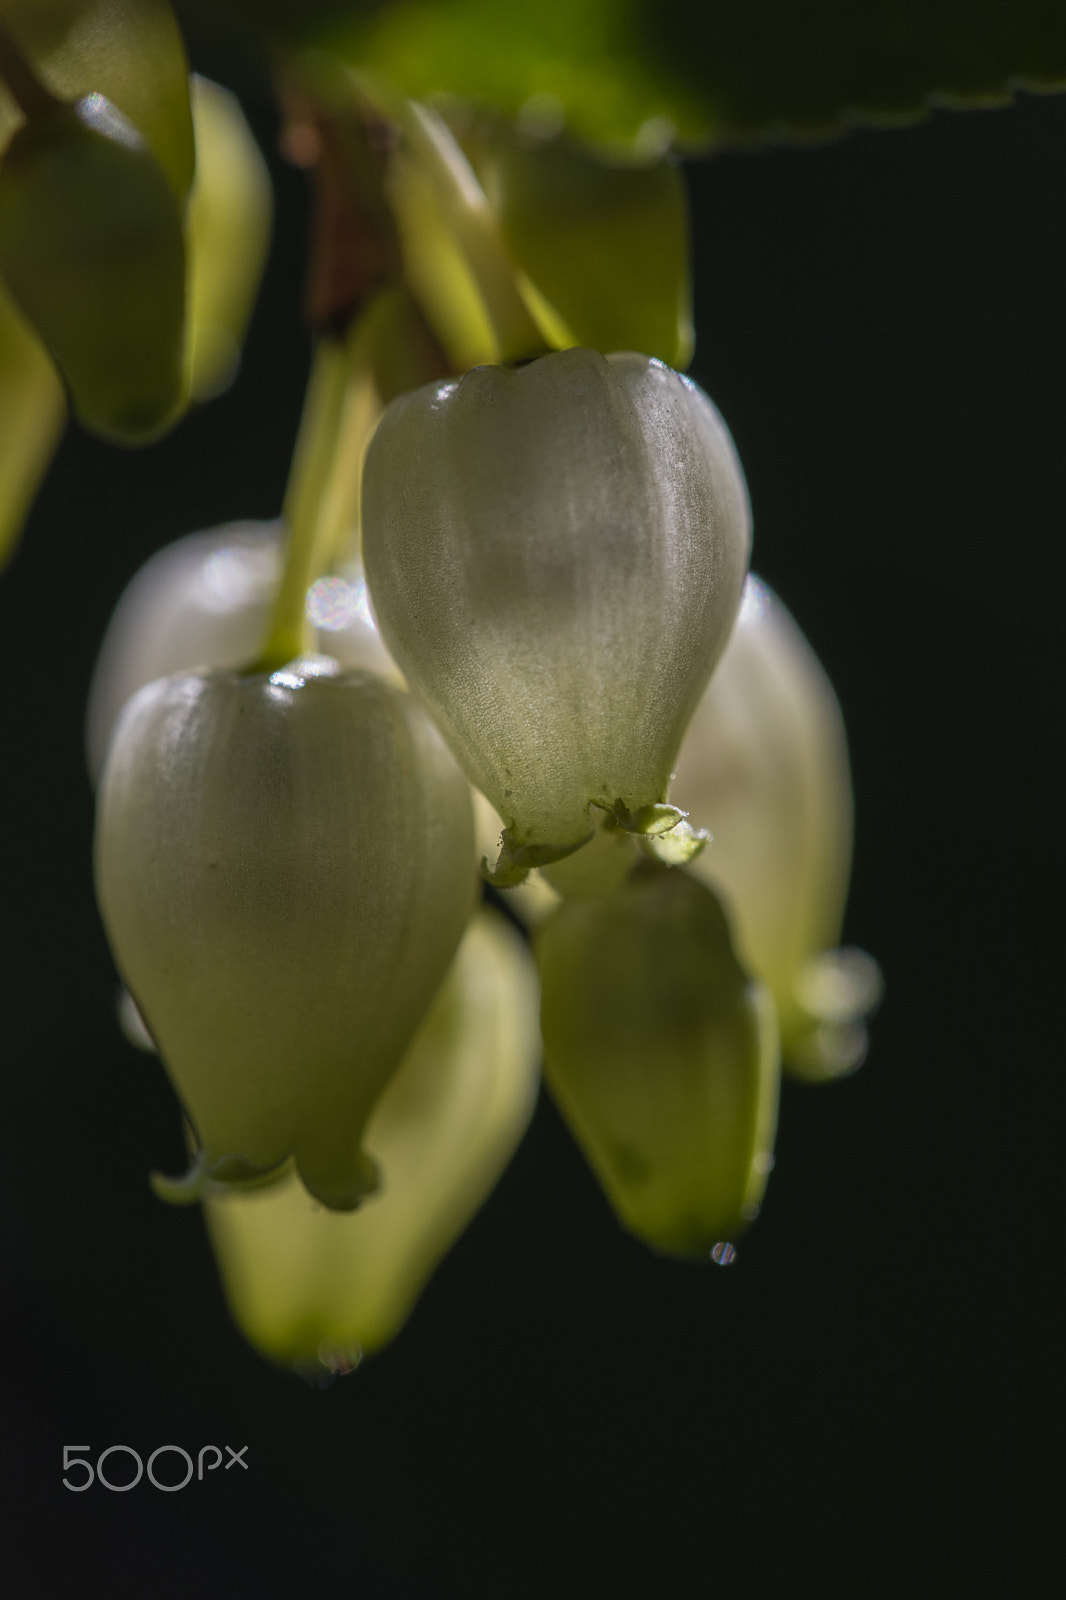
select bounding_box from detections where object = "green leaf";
[0,0,194,197]
[305,0,1066,154]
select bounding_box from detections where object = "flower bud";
[362,347,751,879]
[184,74,272,401]
[475,127,693,368]
[0,0,195,201]
[536,861,779,1258]
[204,906,540,1368]
[0,278,64,570]
[671,576,881,1078]
[85,522,400,781]
[0,93,186,442]
[94,659,476,1210]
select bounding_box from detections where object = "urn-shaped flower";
[536,861,779,1258]
[205,907,540,1367]
[94,660,475,1209]
[362,347,751,878]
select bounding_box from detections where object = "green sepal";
[481,827,593,889]
[611,799,686,836]
[642,817,708,867]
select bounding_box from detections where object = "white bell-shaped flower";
[86,521,398,780]
[204,907,540,1368]
[362,347,751,881]
[671,576,881,1078]
[94,658,476,1210]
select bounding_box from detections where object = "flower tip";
[480,826,593,888]
[613,801,687,837]
[295,1146,380,1213]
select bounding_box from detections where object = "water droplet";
[269,653,341,690]
[318,1341,362,1377]
[306,574,364,631]
[711,1242,737,1266]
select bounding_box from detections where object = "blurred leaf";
[0,281,64,570]
[0,0,194,197]
[310,0,1066,153]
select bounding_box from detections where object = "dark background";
[1,61,1061,1600]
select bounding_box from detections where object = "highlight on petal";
[94,665,477,1210]
[203,907,541,1367]
[362,347,752,875]
[670,575,881,1079]
[86,522,398,780]
[536,860,780,1259]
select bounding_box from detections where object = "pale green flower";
[536,861,779,1258]
[95,658,476,1209]
[671,575,881,1078]
[204,907,540,1368]
[363,347,751,882]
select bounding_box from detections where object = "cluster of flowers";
[0,4,878,1375]
[90,348,879,1372]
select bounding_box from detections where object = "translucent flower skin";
[85,521,397,781]
[362,347,752,877]
[536,861,779,1259]
[671,576,881,1079]
[204,907,541,1369]
[94,662,476,1210]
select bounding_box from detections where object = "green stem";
[251,337,351,673]
[399,101,542,363]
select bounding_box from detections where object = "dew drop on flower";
[306,574,368,632]
[317,1341,362,1377]
[710,1242,737,1266]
